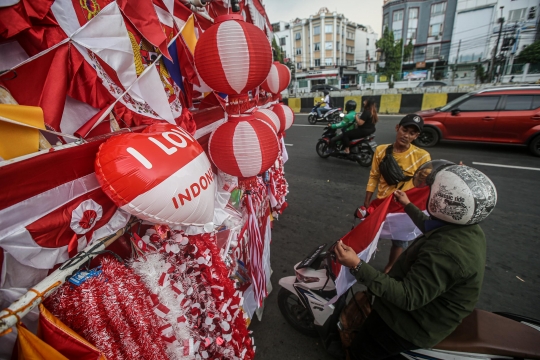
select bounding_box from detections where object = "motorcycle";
[278,243,540,360]
[315,118,377,167]
[308,103,343,125]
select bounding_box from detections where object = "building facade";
[382,0,458,78]
[354,25,379,74]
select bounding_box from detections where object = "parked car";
[417,81,447,87]
[311,84,341,92]
[414,86,540,156]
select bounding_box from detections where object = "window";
[279,37,286,46]
[383,14,389,30]
[346,46,354,53]
[296,48,302,55]
[314,26,320,35]
[328,78,338,85]
[346,32,354,39]
[299,80,308,88]
[407,28,417,40]
[426,44,440,59]
[529,7,537,20]
[366,38,369,46]
[533,95,540,109]
[315,59,321,66]
[336,57,340,65]
[429,23,442,37]
[431,2,446,16]
[325,41,333,50]
[337,26,340,34]
[296,62,302,69]
[314,42,320,51]
[409,8,418,19]
[509,8,527,22]
[347,60,354,66]
[325,25,333,33]
[503,96,533,110]
[366,50,370,59]
[295,32,301,40]
[459,96,500,111]
[393,10,403,22]
[394,29,402,40]
[336,41,340,50]
[325,58,333,66]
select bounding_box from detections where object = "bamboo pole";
[0,219,135,336]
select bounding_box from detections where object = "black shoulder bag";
[378,145,411,187]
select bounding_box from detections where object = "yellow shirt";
[367,144,431,199]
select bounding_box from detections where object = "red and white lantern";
[194,14,272,96]
[253,108,281,134]
[260,61,291,95]
[271,104,295,131]
[95,124,215,226]
[208,114,278,181]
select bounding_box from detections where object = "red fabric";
[192,106,226,130]
[194,18,272,95]
[0,0,55,40]
[250,0,272,29]
[261,62,291,95]
[117,0,171,60]
[368,187,429,214]
[199,93,226,111]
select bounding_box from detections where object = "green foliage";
[272,37,284,63]
[366,74,375,84]
[516,40,540,64]
[376,27,412,87]
[475,64,488,84]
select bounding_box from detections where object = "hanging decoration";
[260,61,291,95]
[193,14,272,113]
[253,108,281,134]
[130,230,255,360]
[271,104,295,132]
[44,258,170,360]
[95,124,216,227]
[207,114,278,187]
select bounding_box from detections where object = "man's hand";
[327,123,332,127]
[393,190,410,207]
[334,241,361,268]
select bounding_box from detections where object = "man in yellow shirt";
[364,114,431,273]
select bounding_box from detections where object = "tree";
[474,64,488,84]
[375,27,414,87]
[272,37,284,63]
[516,40,540,64]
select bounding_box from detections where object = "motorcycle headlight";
[295,272,320,283]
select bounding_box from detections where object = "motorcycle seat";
[350,135,375,145]
[434,309,540,359]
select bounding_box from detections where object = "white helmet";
[413,161,497,225]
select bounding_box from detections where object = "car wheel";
[529,135,540,157]
[415,127,440,147]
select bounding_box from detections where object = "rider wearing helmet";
[340,98,378,154]
[335,161,497,360]
[326,99,358,151]
[316,90,332,118]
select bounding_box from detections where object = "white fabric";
[59,96,100,139]
[380,212,427,241]
[217,21,249,94]
[280,137,288,163]
[0,0,20,6]
[51,0,82,36]
[323,95,331,109]
[70,199,103,234]
[0,173,100,241]
[233,121,262,177]
[0,41,29,71]
[71,2,138,93]
[154,4,174,28]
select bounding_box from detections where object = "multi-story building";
[354,25,379,74]
[272,21,293,61]
[448,0,539,76]
[382,0,458,78]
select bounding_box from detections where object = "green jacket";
[330,111,356,132]
[355,203,486,348]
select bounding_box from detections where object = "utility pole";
[490,6,504,82]
[452,40,461,86]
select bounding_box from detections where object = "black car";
[417,81,447,87]
[311,84,341,92]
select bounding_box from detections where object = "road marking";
[285,144,293,147]
[292,124,326,127]
[472,162,540,172]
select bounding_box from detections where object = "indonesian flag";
[330,188,429,303]
[0,138,130,290]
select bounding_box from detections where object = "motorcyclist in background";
[317,90,332,119]
[340,98,378,154]
[326,100,358,153]
[335,161,498,360]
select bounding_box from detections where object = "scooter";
[278,244,540,360]
[315,119,377,167]
[308,103,343,125]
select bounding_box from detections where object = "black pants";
[349,311,418,360]
[342,128,374,148]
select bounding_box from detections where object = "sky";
[263,0,384,35]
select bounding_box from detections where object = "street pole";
[452,39,461,86]
[490,6,504,82]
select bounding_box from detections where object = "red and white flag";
[330,188,429,303]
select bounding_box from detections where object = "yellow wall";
[379,94,402,114]
[288,98,301,113]
[422,93,448,110]
[344,96,363,112]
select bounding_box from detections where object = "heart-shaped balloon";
[95,124,215,226]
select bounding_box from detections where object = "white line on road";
[285,144,293,147]
[472,162,540,171]
[292,124,326,127]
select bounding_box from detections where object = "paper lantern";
[253,108,281,134]
[208,114,278,180]
[260,61,291,94]
[95,124,215,226]
[271,104,295,131]
[194,14,272,96]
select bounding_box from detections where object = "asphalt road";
[250,114,540,360]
